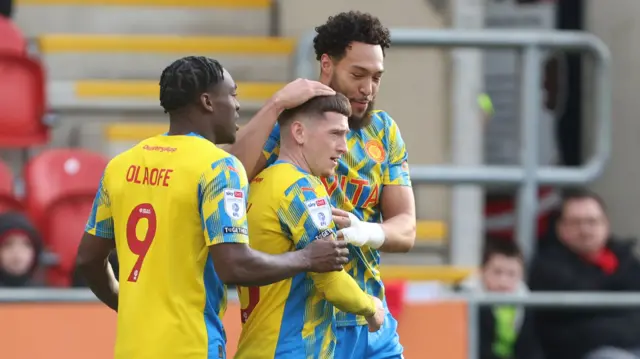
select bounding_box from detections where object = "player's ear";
[291,120,305,145]
[200,92,214,112]
[320,54,333,76]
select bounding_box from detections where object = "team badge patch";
[365,140,386,163]
[223,188,246,220]
[304,197,332,229]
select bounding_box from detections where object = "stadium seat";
[0,16,26,54]
[384,280,406,320]
[0,160,22,213]
[0,17,48,148]
[0,54,49,147]
[24,149,108,286]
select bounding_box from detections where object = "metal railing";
[462,292,640,359]
[294,29,612,262]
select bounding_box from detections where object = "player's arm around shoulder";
[77,163,118,311]
[205,160,348,287]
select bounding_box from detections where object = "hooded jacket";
[0,212,42,287]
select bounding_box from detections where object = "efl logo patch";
[304,197,332,229]
[364,140,386,163]
[223,188,246,220]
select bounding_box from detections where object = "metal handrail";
[293,29,612,262]
[295,29,612,186]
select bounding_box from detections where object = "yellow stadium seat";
[380,265,474,283]
[18,0,271,8]
[73,80,283,101]
[416,220,447,242]
[38,35,294,54]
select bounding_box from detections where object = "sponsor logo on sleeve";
[304,197,332,229]
[223,188,246,220]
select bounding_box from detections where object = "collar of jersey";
[273,159,310,174]
[162,132,204,139]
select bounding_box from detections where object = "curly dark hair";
[159,56,224,114]
[313,11,391,61]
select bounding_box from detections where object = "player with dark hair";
[75,56,350,359]
[236,93,386,358]
[231,12,416,359]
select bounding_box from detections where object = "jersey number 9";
[126,203,157,282]
[238,286,260,323]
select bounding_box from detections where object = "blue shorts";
[334,311,404,359]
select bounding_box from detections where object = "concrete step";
[48,80,284,113]
[44,111,262,157]
[39,35,294,82]
[15,0,273,36]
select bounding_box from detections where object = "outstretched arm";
[210,239,347,287]
[203,156,347,286]
[76,173,119,311]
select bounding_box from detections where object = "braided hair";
[159,56,225,114]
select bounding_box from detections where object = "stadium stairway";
[14,0,461,278]
[15,0,288,153]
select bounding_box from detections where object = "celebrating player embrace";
[75,56,350,359]
[235,94,385,359]
[230,12,417,359]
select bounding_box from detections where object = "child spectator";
[0,212,41,287]
[458,238,540,359]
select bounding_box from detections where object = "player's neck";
[277,150,312,174]
[318,73,330,86]
[167,117,209,141]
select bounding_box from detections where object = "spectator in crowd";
[0,0,12,18]
[0,212,41,287]
[458,238,539,359]
[530,188,640,359]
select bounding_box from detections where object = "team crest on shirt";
[223,188,246,220]
[304,197,332,229]
[364,140,386,163]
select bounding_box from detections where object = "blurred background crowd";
[2,0,640,358]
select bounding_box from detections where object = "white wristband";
[360,222,386,249]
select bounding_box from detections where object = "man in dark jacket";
[530,188,640,359]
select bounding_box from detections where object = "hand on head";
[273,79,335,111]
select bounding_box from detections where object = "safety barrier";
[2,289,639,359]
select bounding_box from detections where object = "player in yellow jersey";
[230,12,417,359]
[75,56,351,359]
[236,94,386,359]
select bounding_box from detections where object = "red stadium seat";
[0,17,27,54]
[0,54,48,147]
[384,280,407,321]
[0,160,22,213]
[0,17,49,148]
[24,149,108,286]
